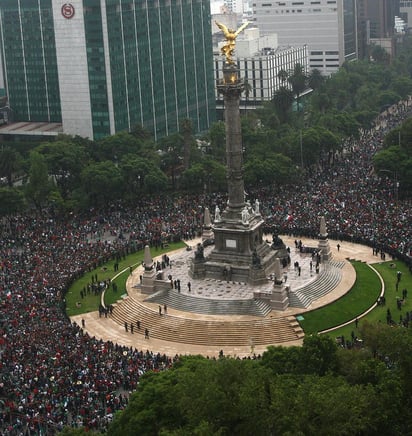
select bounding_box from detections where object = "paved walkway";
[71,236,383,358]
[142,238,321,301]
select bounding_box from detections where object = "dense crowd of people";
[0,100,411,434]
[259,103,412,265]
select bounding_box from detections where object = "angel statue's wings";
[234,21,249,37]
[215,21,230,38]
[215,21,249,40]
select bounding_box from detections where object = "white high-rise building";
[252,0,358,75]
[214,27,308,108]
[400,2,412,29]
[225,0,244,14]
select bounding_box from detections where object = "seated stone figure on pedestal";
[271,233,285,249]
[194,243,205,261]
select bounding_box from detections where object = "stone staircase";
[288,260,345,308]
[144,290,273,317]
[110,296,304,346]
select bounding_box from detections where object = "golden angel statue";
[215,21,249,65]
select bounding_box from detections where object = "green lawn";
[323,259,412,341]
[65,241,186,317]
[299,261,381,334]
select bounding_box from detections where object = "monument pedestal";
[199,212,276,284]
[318,216,332,261]
[249,265,268,286]
[190,260,206,279]
[141,268,156,294]
[253,282,289,311]
[270,283,290,311]
[202,207,214,245]
[140,245,156,294]
[318,237,332,261]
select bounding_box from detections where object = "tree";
[0,187,25,216]
[360,321,412,397]
[391,76,412,100]
[260,345,302,374]
[299,335,339,376]
[353,110,379,131]
[277,69,289,84]
[353,83,380,111]
[36,140,89,199]
[370,44,390,65]
[207,121,226,162]
[80,161,123,206]
[0,146,22,187]
[309,91,331,114]
[244,154,297,187]
[272,86,294,124]
[318,112,360,139]
[275,374,383,435]
[316,127,340,160]
[398,118,412,155]
[93,131,151,162]
[378,90,401,109]
[308,68,324,90]
[25,151,54,210]
[143,170,168,194]
[292,128,321,167]
[337,347,390,386]
[288,63,308,112]
[130,123,153,141]
[180,159,226,193]
[255,102,280,130]
[373,145,405,176]
[119,154,164,196]
[108,350,401,435]
[158,133,184,190]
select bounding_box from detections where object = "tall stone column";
[218,65,245,221]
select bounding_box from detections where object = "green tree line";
[59,325,412,435]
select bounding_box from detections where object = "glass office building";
[0,0,216,140]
